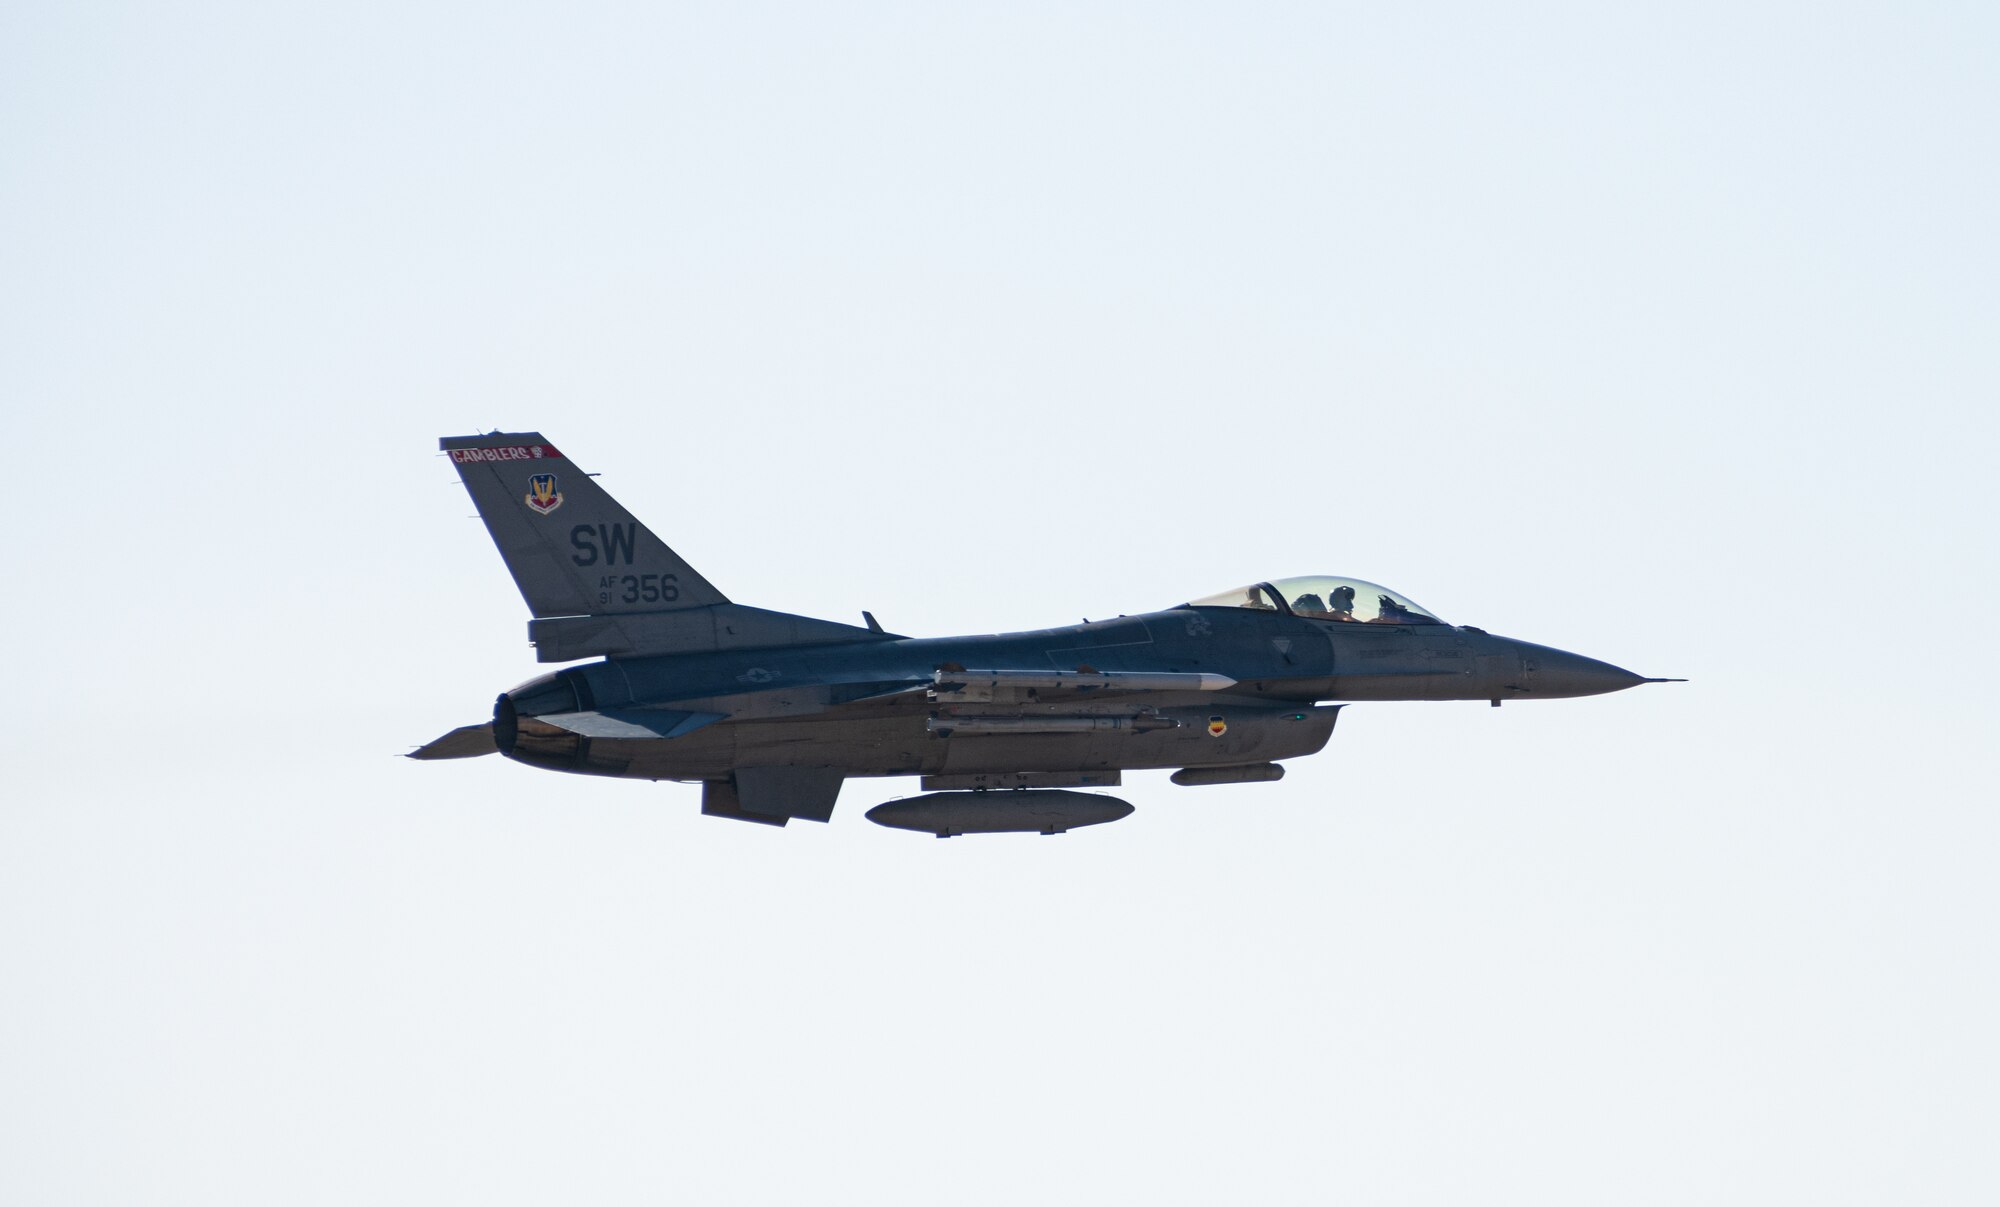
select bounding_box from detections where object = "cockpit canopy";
[1187,576,1448,626]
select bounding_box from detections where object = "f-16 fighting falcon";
[413,432,1679,836]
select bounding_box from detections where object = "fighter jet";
[414,432,1678,835]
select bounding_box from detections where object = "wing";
[490,669,1243,747]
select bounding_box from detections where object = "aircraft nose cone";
[1524,646,1648,698]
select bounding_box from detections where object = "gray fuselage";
[495,605,1645,782]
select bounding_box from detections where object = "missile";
[866,789,1136,837]
[931,669,1235,701]
[926,714,1183,738]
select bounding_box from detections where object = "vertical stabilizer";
[441,432,728,618]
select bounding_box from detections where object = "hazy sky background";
[3,3,1995,1203]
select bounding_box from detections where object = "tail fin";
[443,432,890,662]
[441,432,727,618]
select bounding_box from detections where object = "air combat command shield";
[524,473,563,515]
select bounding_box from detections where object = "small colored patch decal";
[524,473,564,515]
[1207,715,1227,737]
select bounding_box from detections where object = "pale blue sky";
[3,4,1995,1204]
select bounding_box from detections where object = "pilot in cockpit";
[1373,593,1415,623]
[1328,584,1356,620]
[1291,592,1328,615]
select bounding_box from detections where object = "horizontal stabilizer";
[538,708,727,740]
[409,723,498,760]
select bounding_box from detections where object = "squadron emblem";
[524,473,564,515]
[1207,715,1227,737]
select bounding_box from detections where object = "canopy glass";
[1187,576,1447,626]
